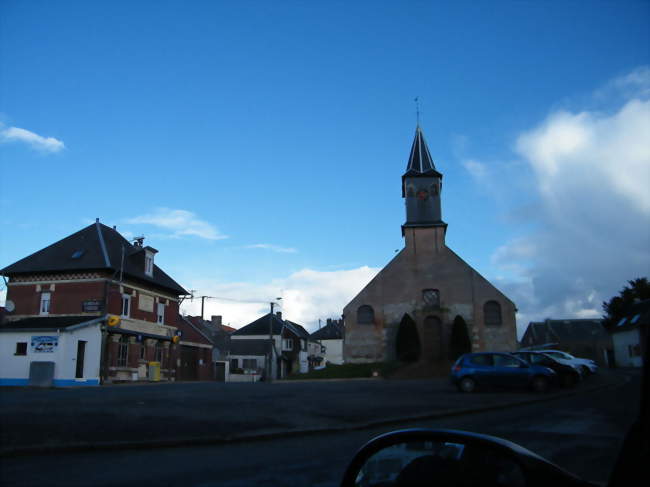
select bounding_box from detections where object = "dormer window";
[145,251,154,276]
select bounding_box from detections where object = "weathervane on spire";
[414,96,421,126]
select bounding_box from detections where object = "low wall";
[228,373,262,383]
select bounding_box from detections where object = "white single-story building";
[0,316,104,386]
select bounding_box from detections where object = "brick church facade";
[343,126,517,364]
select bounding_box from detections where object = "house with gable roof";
[0,219,214,386]
[229,311,310,380]
[310,318,344,365]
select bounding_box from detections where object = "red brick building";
[0,220,212,384]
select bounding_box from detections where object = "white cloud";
[0,124,65,153]
[462,159,488,182]
[126,208,227,240]
[492,68,650,335]
[244,243,298,254]
[180,266,380,332]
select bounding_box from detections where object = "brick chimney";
[211,315,222,328]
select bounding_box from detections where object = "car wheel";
[458,377,476,393]
[581,365,591,376]
[531,376,549,393]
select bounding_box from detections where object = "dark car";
[450,352,556,393]
[512,351,582,388]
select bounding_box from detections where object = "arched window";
[422,289,440,308]
[484,301,502,326]
[357,305,375,324]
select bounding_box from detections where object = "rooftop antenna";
[414,96,421,126]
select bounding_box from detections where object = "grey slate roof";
[232,313,286,336]
[231,314,309,338]
[310,321,343,340]
[522,319,608,345]
[0,316,95,331]
[404,126,442,177]
[229,339,269,356]
[0,222,188,295]
[285,320,310,339]
[180,315,231,351]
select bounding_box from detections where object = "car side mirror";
[340,429,597,487]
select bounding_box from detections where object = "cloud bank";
[493,68,650,335]
[180,266,380,332]
[126,208,227,240]
[0,124,65,153]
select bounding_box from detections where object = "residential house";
[609,299,649,368]
[310,318,344,365]
[229,312,309,380]
[0,220,211,386]
[181,314,232,381]
[520,319,613,366]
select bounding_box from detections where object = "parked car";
[512,351,581,388]
[539,350,598,375]
[450,352,556,393]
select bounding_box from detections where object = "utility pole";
[267,297,282,383]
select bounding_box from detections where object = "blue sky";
[1,1,649,336]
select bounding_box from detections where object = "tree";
[602,278,650,329]
[449,315,471,360]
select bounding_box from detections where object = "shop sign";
[31,336,59,353]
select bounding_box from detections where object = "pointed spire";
[406,126,437,174]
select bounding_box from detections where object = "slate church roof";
[404,125,442,177]
[0,220,188,295]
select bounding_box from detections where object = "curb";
[0,374,628,458]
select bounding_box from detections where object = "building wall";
[612,329,643,368]
[0,325,102,386]
[343,227,517,364]
[6,274,180,328]
[321,339,344,364]
[6,279,106,316]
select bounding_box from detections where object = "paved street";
[0,370,622,455]
[0,369,639,486]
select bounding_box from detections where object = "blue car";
[450,352,556,393]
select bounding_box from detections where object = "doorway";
[75,340,86,378]
[396,314,421,362]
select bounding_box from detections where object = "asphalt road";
[0,370,640,487]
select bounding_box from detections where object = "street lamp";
[267,297,282,382]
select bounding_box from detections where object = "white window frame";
[145,252,154,276]
[121,294,131,318]
[282,338,293,351]
[157,302,165,324]
[40,292,51,316]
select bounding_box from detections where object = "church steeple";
[402,126,446,233]
[405,125,438,174]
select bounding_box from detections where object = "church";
[343,126,517,364]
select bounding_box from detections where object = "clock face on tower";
[416,189,429,201]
